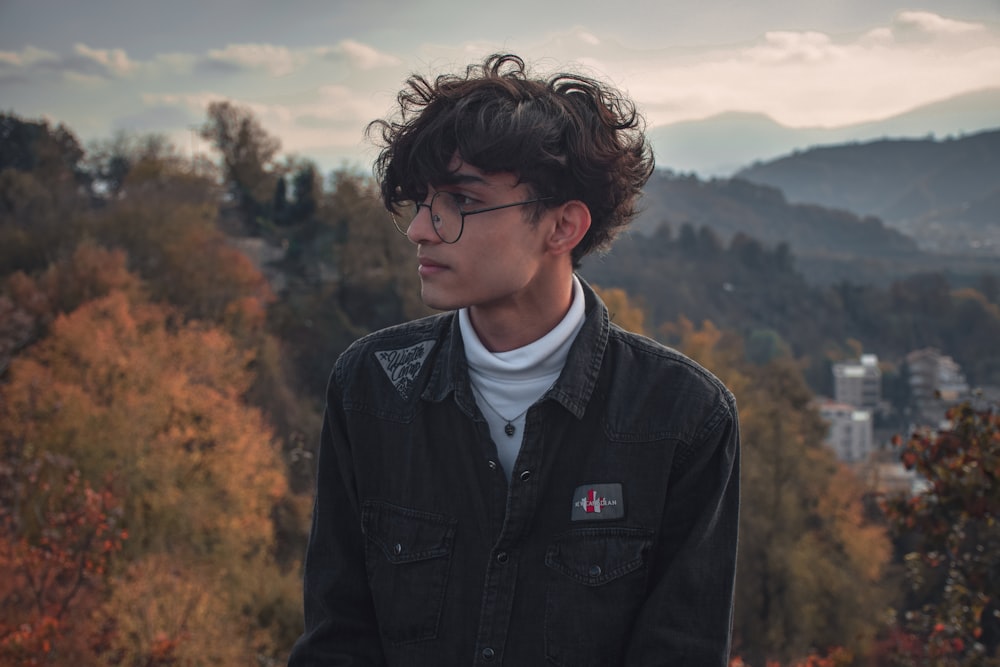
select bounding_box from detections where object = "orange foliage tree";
[0,287,297,663]
[593,285,649,336]
[89,160,273,334]
[0,452,125,665]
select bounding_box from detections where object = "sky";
[2,0,999,173]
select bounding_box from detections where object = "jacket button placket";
[473,418,545,666]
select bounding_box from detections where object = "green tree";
[0,115,91,276]
[0,113,88,190]
[200,101,281,233]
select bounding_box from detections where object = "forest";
[1,105,998,666]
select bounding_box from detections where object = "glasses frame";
[393,191,553,244]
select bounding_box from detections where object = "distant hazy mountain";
[648,87,1000,177]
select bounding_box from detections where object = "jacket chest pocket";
[361,501,456,645]
[543,527,653,667]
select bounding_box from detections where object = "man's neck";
[467,271,576,353]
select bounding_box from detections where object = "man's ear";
[547,200,591,257]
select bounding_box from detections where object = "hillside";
[579,223,1000,394]
[735,129,1000,255]
[635,170,918,255]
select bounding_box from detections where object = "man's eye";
[449,193,476,207]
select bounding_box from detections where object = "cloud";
[894,10,986,36]
[333,40,401,69]
[0,43,136,82]
[0,45,58,68]
[203,43,302,76]
[0,38,393,85]
[537,11,1000,128]
[73,44,136,76]
[4,10,998,172]
[744,31,845,65]
[191,39,399,78]
[0,46,56,83]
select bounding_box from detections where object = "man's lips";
[417,257,448,276]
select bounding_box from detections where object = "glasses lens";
[431,192,462,243]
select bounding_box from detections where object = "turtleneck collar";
[459,275,586,385]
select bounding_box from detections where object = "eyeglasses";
[392,191,552,244]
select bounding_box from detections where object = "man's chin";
[419,288,459,312]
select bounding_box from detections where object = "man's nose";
[406,202,437,244]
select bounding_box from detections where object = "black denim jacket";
[289,281,740,667]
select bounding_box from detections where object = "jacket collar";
[422,276,609,421]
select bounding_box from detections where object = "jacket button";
[482,647,496,660]
[496,551,508,564]
[519,470,531,481]
[393,543,402,555]
[589,565,602,577]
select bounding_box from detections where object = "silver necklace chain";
[470,383,530,437]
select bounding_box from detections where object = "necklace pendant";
[504,422,516,437]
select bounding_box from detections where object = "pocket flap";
[545,527,652,586]
[362,501,456,564]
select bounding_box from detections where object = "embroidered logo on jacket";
[571,483,625,521]
[375,340,435,399]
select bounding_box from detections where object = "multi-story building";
[817,400,874,463]
[906,348,969,403]
[832,354,882,412]
[906,348,970,425]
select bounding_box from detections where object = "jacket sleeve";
[624,392,741,666]
[287,381,387,667]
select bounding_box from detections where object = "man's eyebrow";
[436,172,488,187]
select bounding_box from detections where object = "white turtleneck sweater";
[458,276,586,479]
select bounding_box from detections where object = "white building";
[818,400,875,463]
[832,354,882,412]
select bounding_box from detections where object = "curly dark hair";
[367,54,654,266]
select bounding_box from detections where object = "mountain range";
[647,87,1000,177]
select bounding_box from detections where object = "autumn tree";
[881,401,1000,666]
[0,242,143,374]
[0,287,299,663]
[84,131,197,198]
[0,452,125,665]
[666,317,892,665]
[87,158,272,333]
[593,285,649,335]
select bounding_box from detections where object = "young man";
[289,54,739,666]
